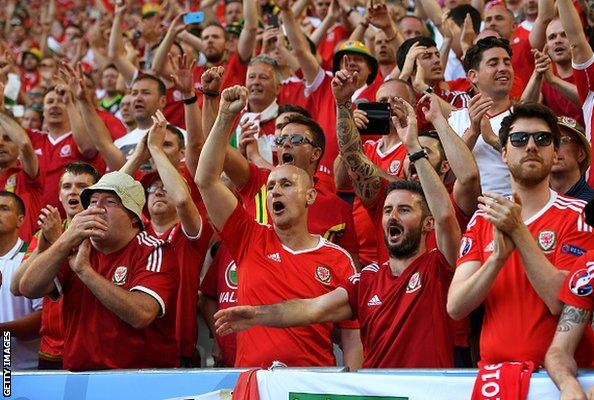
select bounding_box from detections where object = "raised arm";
[530,0,555,50]
[278,0,321,85]
[237,0,259,63]
[109,1,138,85]
[170,53,202,176]
[214,287,352,336]
[195,86,247,230]
[332,69,386,207]
[557,0,593,64]
[151,14,186,78]
[545,304,592,400]
[0,109,38,178]
[396,98,460,266]
[311,0,341,46]
[148,110,202,236]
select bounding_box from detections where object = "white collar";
[0,238,24,260]
[244,101,279,123]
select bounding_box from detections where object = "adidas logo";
[267,252,281,262]
[367,295,382,306]
[484,241,494,252]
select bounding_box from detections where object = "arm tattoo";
[556,304,591,332]
[336,103,383,204]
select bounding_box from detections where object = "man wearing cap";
[550,117,593,202]
[19,48,42,93]
[18,171,179,371]
[545,202,594,399]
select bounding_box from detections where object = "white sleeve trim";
[572,54,594,70]
[48,277,63,301]
[304,68,326,97]
[131,285,166,318]
[180,215,203,241]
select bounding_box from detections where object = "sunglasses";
[147,184,167,194]
[508,131,553,147]
[274,133,314,147]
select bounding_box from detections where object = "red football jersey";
[28,130,106,213]
[0,166,43,242]
[457,192,594,366]
[511,23,535,92]
[354,140,407,265]
[542,72,584,125]
[193,52,249,109]
[239,163,359,256]
[572,54,594,186]
[200,243,238,367]
[56,231,179,370]
[96,108,127,141]
[146,221,212,358]
[342,249,454,368]
[164,86,186,129]
[219,204,358,367]
[317,24,348,71]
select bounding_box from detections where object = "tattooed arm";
[544,304,591,399]
[332,69,387,208]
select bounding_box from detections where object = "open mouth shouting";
[271,200,286,216]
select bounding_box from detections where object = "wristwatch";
[408,148,428,163]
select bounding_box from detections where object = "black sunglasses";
[275,133,314,147]
[508,131,553,147]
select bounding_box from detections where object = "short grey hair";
[248,55,283,86]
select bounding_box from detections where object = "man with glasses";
[550,117,593,202]
[448,103,594,367]
[196,85,359,368]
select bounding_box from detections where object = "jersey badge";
[4,174,17,192]
[389,160,401,175]
[267,252,281,263]
[112,266,128,285]
[225,261,238,290]
[367,295,382,306]
[315,265,331,284]
[538,230,556,252]
[569,267,594,297]
[60,144,72,158]
[406,271,422,294]
[459,237,472,258]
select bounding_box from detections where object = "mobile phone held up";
[183,12,204,25]
[357,102,391,135]
[266,13,279,28]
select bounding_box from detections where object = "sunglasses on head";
[275,133,314,147]
[508,131,553,147]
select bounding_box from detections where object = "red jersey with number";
[219,204,358,367]
[572,54,594,186]
[239,163,359,256]
[200,243,238,367]
[354,140,406,265]
[24,228,65,361]
[56,232,179,370]
[0,165,43,242]
[146,221,211,358]
[28,130,106,213]
[342,249,454,368]
[457,191,594,366]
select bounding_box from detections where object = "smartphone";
[183,11,204,25]
[357,102,391,135]
[267,13,279,28]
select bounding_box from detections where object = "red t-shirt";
[96,108,127,141]
[278,76,308,109]
[200,243,238,367]
[219,204,357,367]
[572,54,594,186]
[317,24,348,71]
[511,23,535,93]
[0,165,43,242]
[239,163,359,256]
[557,250,594,367]
[542,72,584,125]
[164,86,186,129]
[146,222,212,358]
[24,229,64,361]
[342,249,454,368]
[28,129,106,213]
[354,140,406,265]
[457,192,594,367]
[56,231,179,370]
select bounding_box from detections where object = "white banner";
[252,370,594,399]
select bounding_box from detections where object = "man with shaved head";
[196,86,359,368]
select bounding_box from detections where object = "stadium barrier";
[7,368,594,399]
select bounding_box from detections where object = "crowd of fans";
[0,0,594,396]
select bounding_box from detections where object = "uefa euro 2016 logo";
[569,266,594,297]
